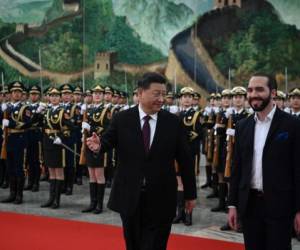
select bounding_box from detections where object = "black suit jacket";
[228,108,300,218]
[100,106,197,225]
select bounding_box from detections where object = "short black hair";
[137,72,166,90]
[252,73,277,91]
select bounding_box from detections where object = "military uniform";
[173,87,202,226]
[73,86,84,185]
[60,84,79,195]
[40,87,75,209]
[24,85,43,192]
[1,81,35,204]
[81,85,111,214]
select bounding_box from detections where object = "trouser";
[120,191,172,250]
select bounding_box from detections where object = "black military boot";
[82,183,97,213]
[201,165,212,189]
[172,191,185,224]
[0,161,4,187]
[1,176,17,203]
[65,168,74,195]
[206,173,218,199]
[24,175,34,191]
[184,212,192,226]
[31,179,39,192]
[1,167,9,189]
[75,166,83,185]
[94,184,105,214]
[14,177,25,204]
[41,179,56,208]
[52,180,63,209]
[211,183,227,212]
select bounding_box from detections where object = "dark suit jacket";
[99,106,197,225]
[228,108,300,218]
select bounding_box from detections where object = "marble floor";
[0,164,299,249]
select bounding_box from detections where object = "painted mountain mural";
[0,0,299,93]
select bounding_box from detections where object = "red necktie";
[142,115,151,153]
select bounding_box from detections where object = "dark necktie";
[142,115,151,153]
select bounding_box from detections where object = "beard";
[249,93,271,112]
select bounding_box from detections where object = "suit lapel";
[131,106,147,157]
[264,108,282,151]
[149,111,162,155]
[244,115,255,176]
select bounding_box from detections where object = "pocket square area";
[275,132,289,140]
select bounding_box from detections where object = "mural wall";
[0,0,299,95]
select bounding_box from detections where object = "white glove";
[81,121,90,132]
[53,136,62,145]
[2,118,9,128]
[1,103,7,112]
[226,128,235,136]
[36,103,46,113]
[80,104,87,115]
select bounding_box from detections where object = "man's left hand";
[294,212,300,234]
[185,199,196,213]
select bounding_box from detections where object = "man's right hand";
[86,132,101,152]
[228,207,238,231]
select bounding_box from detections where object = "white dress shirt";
[138,105,158,148]
[251,105,276,190]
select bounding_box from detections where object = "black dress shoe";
[184,212,192,226]
[1,181,9,189]
[220,223,232,231]
[31,184,39,192]
[65,187,73,195]
[76,178,82,185]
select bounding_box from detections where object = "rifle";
[224,114,234,178]
[206,112,214,162]
[212,112,221,171]
[1,74,7,160]
[79,111,87,165]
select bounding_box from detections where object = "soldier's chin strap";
[49,136,80,157]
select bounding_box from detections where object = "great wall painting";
[0,0,299,95]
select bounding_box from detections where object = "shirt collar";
[254,105,276,122]
[138,104,158,121]
[292,111,300,116]
[13,101,21,107]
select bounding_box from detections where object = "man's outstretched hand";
[86,132,101,152]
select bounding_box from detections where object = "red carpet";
[0,211,244,250]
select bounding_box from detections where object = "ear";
[137,88,143,97]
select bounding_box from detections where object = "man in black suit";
[227,73,300,250]
[87,72,197,250]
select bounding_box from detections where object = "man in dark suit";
[227,73,300,250]
[87,72,197,250]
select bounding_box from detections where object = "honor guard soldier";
[81,84,111,214]
[24,85,43,192]
[104,86,113,108]
[1,81,35,204]
[211,89,232,212]
[288,88,300,118]
[111,90,121,116]
[131,88,139,107]
[274,90,286,110]
[163,91,179,114]
[0,87,9,189]
[103,86,114,187]
[40,87,75,209]
[193,92,202,111]
[73,86,84,185]
[201,93,218,191]
[59,84,78,195]
[220,86,249,231]
[173,87,202,226]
